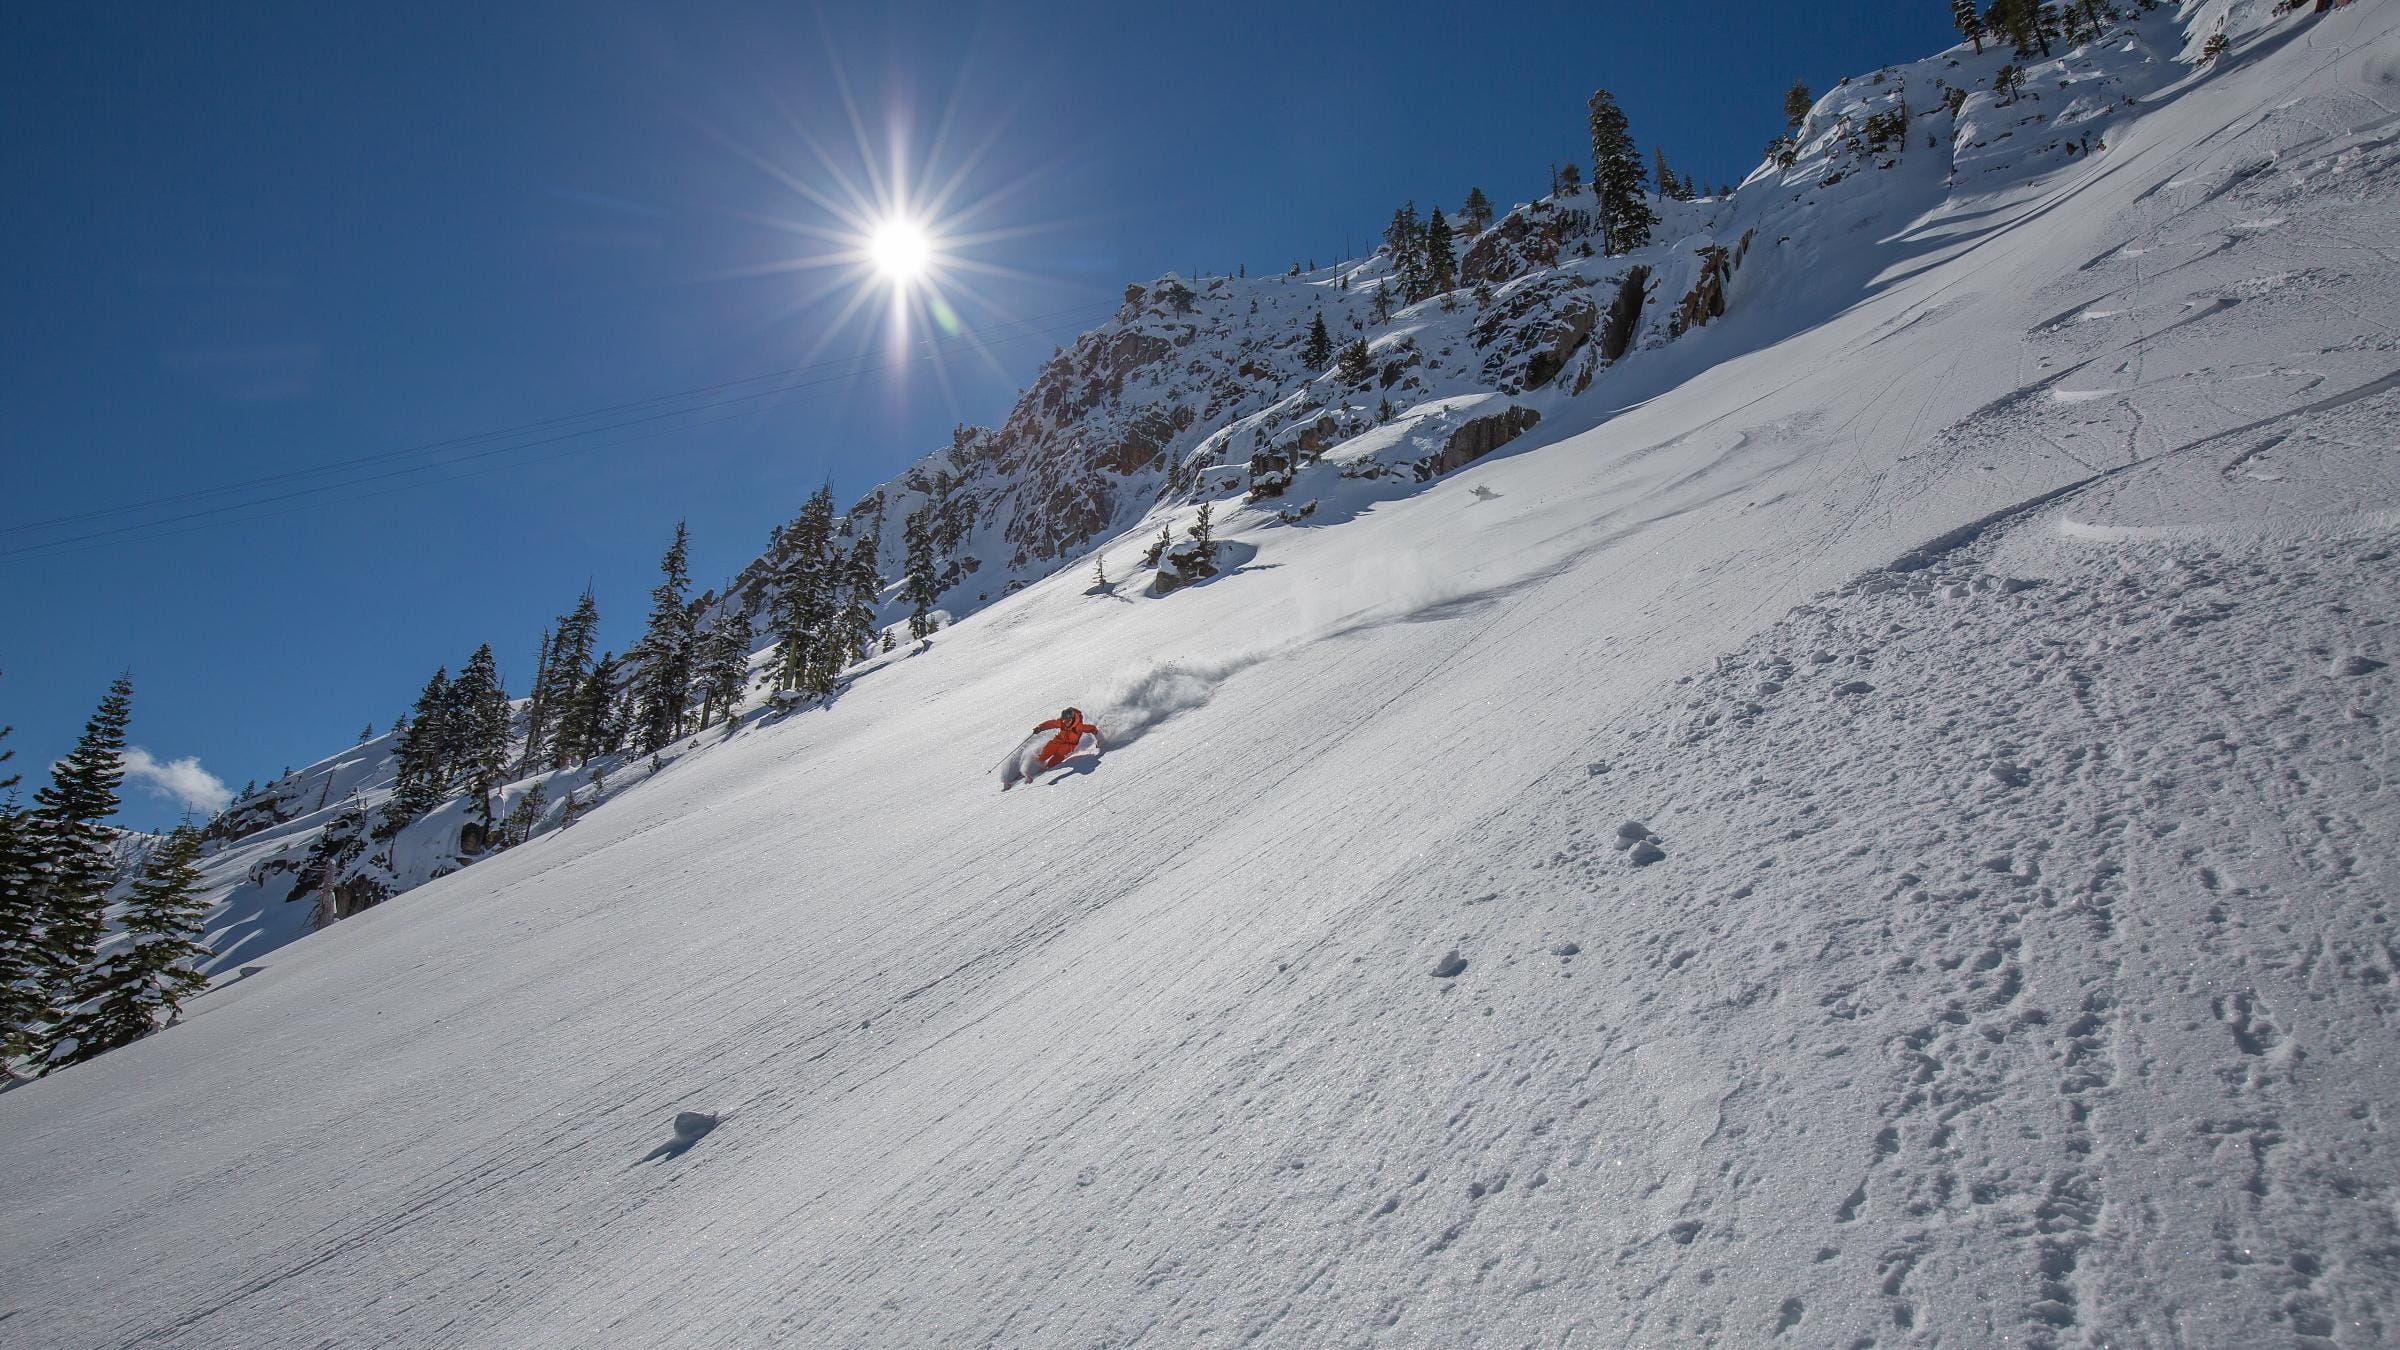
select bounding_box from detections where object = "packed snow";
[5,3,2397,1345]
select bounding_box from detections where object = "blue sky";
[1,0,1955,828]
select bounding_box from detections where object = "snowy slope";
[148,0,2228,974]
[6,3,2399,1345]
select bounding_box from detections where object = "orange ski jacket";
[1033,713,1102,766]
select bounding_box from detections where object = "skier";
[1030,707,1103,770]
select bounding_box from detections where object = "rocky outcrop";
[1472,278,1589,391]
[1599,266,1653,362]
[1151,538,1218,594]
[1416,406,1541,480]
[1522,297,1599,390]
[1461,201,1599,287]
[1671,244,1733,335]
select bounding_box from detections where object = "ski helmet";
[1061,707,1081,723]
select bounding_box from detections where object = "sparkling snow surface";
[6,5,2399,1346]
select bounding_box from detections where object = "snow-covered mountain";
[158,0,2206,974]
[7,1,2398,1344]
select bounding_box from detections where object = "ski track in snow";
[5,5,2400,1347]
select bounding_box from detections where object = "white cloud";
[122,748,233,815]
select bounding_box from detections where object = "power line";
[2,299,1115,542]
[1,302,1116,565]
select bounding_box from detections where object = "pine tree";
[1424,208,1456,294]
[1785,80,1813,131]
[1303,312,1334,370]
[517,627,554,770]
[499,782,548,847]
[903,507,940,641]
[1653,146,1678,200]
[1557,162,1582,195]
[605,665,637,757]
[1461,186,1494,234]
[1337,337,1374,383]
[378,668,452,838]
[0,715,47,1066]
[1383,202,1424,298]
[1985,0,2050,57]
[533,592,599,770]
[632,521,695,751]
[43,824,210,1070]
[771,488,838,696]
[449,644,511,825]
[557,652,621,765]
[697,610,754,729]
[1951,0,1986,52]
[838,529,881,663]
[1587,90,1658,256]
[30,676,132,1028]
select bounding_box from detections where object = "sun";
[867,217,933,283]
[694,95,1074,373]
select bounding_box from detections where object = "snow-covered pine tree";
[1461,186,1493,234]
[607,680,638,757]
[771,488,837,696]
[803,555,851,697]
[838,529,881,665]
[1338,337,1373,384]
[378,668,452,838]
[903,507,940,642]
[696,609,753,729]
[632,521,696,751]
[1303,312,1334,371]
[43,824,210,1071]
[1424,208,1456,295]
[29,675,131,1028]
[449,644,511,825]
[499,782,547,848]
[0,716,47,1066]
[1587,89,1658,255]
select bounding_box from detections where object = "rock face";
[1460,199,1599,286]
[1418,406,1542,480]
[1523,298,1599,390]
